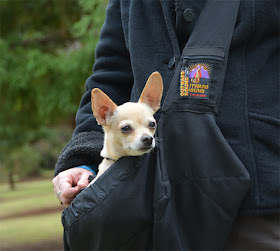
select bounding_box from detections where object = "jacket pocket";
[62,154,155,250]
[248,112,280,209]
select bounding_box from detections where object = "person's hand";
[52,168,93,206]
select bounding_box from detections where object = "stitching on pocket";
[66,180,126,228]
[242,42,260,207]
[66,157,143,228]
[249,112,280,124]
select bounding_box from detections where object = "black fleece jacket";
[55,0,280,215]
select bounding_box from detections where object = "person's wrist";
[76,165,97,176]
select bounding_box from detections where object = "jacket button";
[168,56,176,69]
[183,8,194,23]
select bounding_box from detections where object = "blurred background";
[0,0,107,250]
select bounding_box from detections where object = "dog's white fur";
[88,72,163,185]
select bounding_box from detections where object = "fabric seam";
[243,5,260,207]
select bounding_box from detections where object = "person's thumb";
[77,172,91,189]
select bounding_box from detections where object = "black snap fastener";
[168,56,176,69]
[183,8,194,23]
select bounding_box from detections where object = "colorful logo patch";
[180,63,213,99]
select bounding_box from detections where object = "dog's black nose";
[141,135,153,146]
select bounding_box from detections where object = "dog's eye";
[149,121,156,129]
[121,125,132,133]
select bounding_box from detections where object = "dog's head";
[91,72,163,159]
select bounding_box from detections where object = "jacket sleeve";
[55,0,133,176]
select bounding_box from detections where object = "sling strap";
[182,0,240,113]
[162,0,241,115]
[154,1,250,249]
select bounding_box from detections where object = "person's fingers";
[60,185,80,206]
[52,168,93,205]
[77,171,91,189]
[52,171,76,205]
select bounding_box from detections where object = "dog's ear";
[91,88,117,125]
[139,71,163,114]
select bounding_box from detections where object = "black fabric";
[175,0,207,50]
[60,1,254,250]
[216,0,280,213]
[56,0,280,249]
[62,156,155,250]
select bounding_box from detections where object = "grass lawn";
[0,212,63,248]
[0,174,54,201]
[0,179,60,218]
[0,193,60,218]
[0,178,64,249]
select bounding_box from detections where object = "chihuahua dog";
[88,72,163,185]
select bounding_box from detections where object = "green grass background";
[0,177,64,249]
